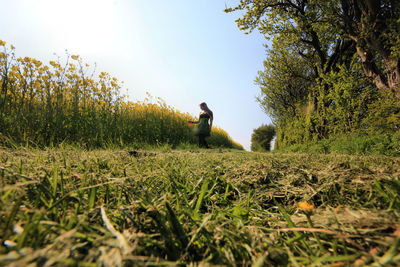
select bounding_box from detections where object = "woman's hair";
[200,102,213,117]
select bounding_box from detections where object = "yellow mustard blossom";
[33,59,42,68]
[0,40,242,149]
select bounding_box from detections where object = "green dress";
[195,113,211,136]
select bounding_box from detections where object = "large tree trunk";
[357,41,400,99]
[341,0,400,98]
[359,53,400,98]
[387,59,400,95]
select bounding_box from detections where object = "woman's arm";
[209,115,213,130]
[189,114,201,124]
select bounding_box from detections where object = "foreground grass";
[0,147,399,266]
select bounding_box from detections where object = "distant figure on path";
[189,102,213,148]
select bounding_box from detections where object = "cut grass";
[0,147,399,266]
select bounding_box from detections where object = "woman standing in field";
[189,102,213,148]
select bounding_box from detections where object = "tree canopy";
[251,124,276,152]
[227,0,400,96]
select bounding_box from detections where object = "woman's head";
[199,102,213,116]
[199,102,208,110]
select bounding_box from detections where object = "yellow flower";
[33,59,42,68]
[298,202,314,213]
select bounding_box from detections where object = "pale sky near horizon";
[1,0,272,150]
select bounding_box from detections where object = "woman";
[189,102,213,148]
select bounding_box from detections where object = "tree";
[226,0,400,149]
[226,0,400,98]
[251,124,276,152]
[226,0,359,141]
[255,42,314,121]
[333,0,400,97]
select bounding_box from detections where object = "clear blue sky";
[1,0,272,150]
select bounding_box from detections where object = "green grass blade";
[166,202,188,248]
[194,179,209,215]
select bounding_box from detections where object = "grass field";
[1,147,399,266]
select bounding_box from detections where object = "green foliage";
[322,61,377,134]
[250,124,275,152]
[362,89,400,132]
[255,43,313,121]
[258,49,398,151]
[278,131,400,156]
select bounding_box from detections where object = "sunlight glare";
[29,0,117,54]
